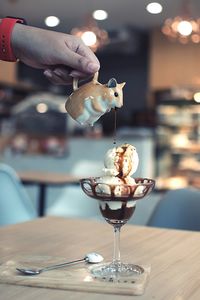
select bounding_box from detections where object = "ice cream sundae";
[94,143,141,224]
[80,143,155,279]
[81,143,154,225]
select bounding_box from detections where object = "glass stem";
[113,224,122,265]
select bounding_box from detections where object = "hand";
[11,23,100,85]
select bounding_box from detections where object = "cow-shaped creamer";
[65,72,125,126]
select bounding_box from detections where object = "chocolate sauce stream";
[113,108,117,145]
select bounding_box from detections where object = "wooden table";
[1,217,200,299]
[18,171,80,217]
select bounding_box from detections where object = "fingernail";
[69,71,81,77]
[44,70,52,78]
[87,63,100,73]
[54,70,62,77]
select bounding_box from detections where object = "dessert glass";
[80,177,155,280]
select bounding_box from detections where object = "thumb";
[61,48,100,74]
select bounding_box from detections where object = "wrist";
[0,17,26,62]
[11,23,27,61]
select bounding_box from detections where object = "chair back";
[148,188,200,231]
[0,163,37,226]
[47,160,103,219]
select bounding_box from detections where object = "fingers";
[43,66,92,85]
[75,42,100,66]
[43,35,100,84]
[69,70,90,78]
[53,66,87,79]
[44,69,72,85]
[60,37,100,75]
[63,50,99,75]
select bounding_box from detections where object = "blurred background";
[0,0,200,226]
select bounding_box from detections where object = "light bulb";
[146,2,163,14]
[177,20,192,36]
[93,10,108,20]
[45,16,60,27]
[194,92,200,103]
[81,31,97,46]
[36,103,48,113]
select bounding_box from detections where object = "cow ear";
[107,78,117,88]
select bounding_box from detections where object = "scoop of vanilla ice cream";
[103,143,139,177]
[94,143,139,197]
[95,175,136,196]
[95,176,124,195]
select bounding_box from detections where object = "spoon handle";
[42,258,85,272]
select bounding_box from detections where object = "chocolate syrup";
[116,146,126,178]
[113,108,117,145]
[80,178,155,225]
[99,202,136,225]
[112,110,129,177]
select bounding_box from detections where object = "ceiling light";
[177,20,193,36]
[194,92,200,103]
[71,16,109,52]
[162,1,200,44]
[92,10,108,21]
[146,2,163,14]
[81,31,97,47]
[162,16,200,44]
[45,16,60,27]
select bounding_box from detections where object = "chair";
[47,160,103,219]
[0,163,37,226]
[147,188,200,231]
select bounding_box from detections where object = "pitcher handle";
[73,72,99,91]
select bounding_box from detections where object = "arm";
[0,18,100,85]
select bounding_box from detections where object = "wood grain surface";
[0,255,150,296]
[1,217,200,299]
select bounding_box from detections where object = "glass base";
[90,262,144,280]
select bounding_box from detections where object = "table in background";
[1,217,200,299]
[18,171,80,217]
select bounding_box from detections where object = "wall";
[0,61,18,84]
[149,29,200,90]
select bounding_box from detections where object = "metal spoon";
[16,252,104,276]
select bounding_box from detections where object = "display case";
[155,89,200,189]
